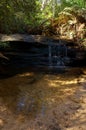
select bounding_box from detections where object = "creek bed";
[0,65,85,130]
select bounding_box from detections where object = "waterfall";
[56,43,65,67]
[48,40,69,68]
[48,45,52,67]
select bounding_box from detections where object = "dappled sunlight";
[17,72,34,77]
[0,67,86,130]
[39,74,79,106]
[0,70,79,117]
[47,78,78,86]
[65,84,86,130]
[0,0,86,129]
[0,118,4,128]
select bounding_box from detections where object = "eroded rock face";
[0,36,86,77]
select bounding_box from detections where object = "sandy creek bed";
[0,67,86,130]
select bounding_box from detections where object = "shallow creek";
[0,67,85,130]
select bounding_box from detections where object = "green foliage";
[0,0,38,33]
[65,0,86,8]
[0,41,10,48]
[0,0,86,34]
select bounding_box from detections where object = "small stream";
[0,67,83,115]
[0,66,85,130]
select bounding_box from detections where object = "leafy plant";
[0,41,10,48]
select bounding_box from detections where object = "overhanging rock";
[0,34,61,45]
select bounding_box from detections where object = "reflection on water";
[0,67,85,129]
[0,68,81,115]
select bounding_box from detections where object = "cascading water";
[48,45,52,67]
[48,40,70,68]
